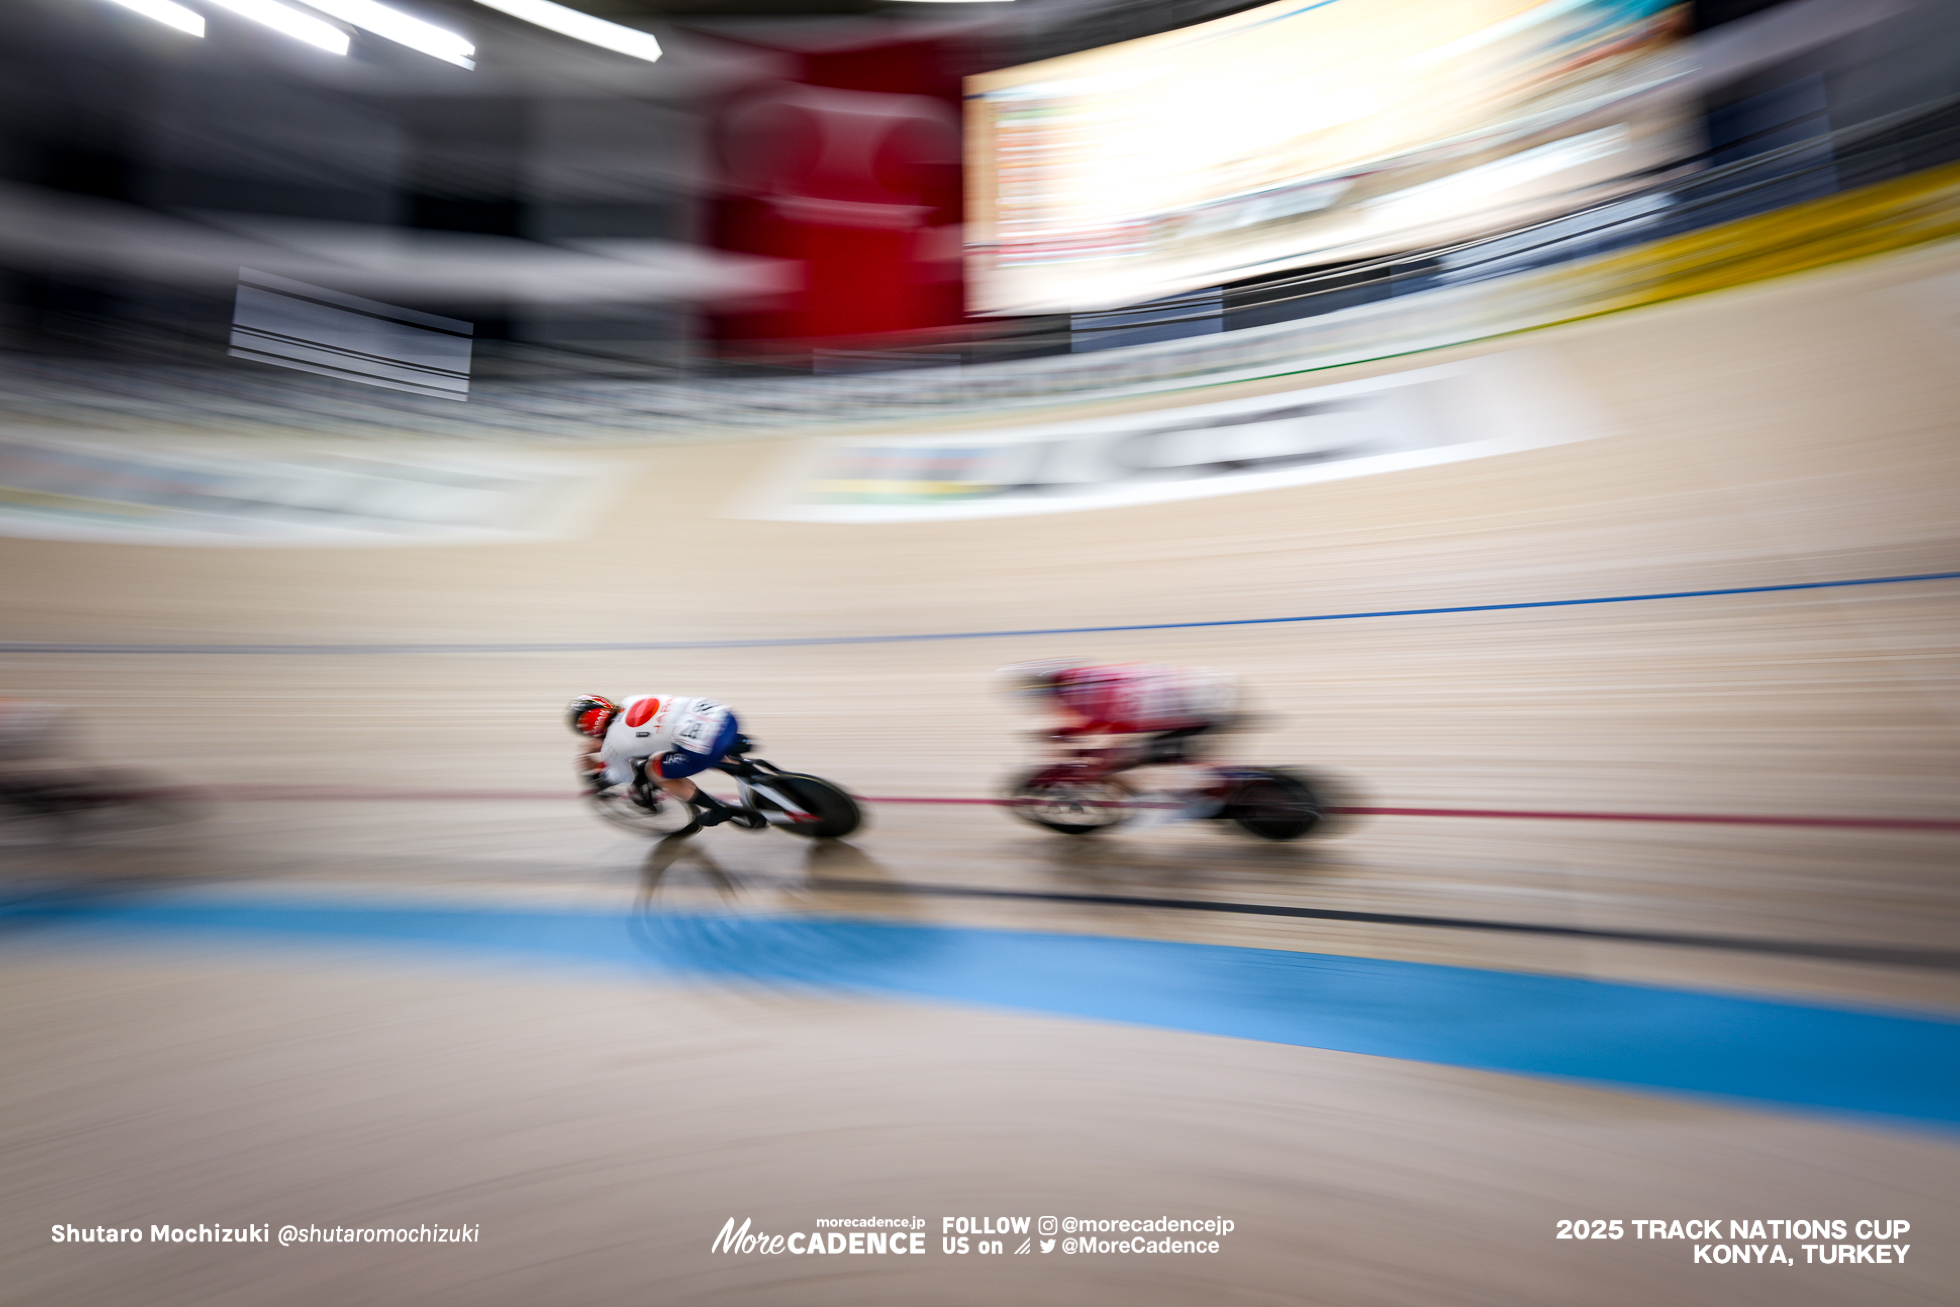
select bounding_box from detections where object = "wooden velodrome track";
[3,244,1959,1305]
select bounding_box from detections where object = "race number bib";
[671,702,729,754]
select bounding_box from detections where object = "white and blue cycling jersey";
[598,694,741,783]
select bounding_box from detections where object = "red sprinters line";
[222,785,574,802]
[866,797,1960,830]
[209,785,1960,831]
[1340,805,1960,832]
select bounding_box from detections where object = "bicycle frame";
[1040,735,1229,796]
[625,755,817,827]
[714,754,824,827]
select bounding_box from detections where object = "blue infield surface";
[6,892,1957,1129]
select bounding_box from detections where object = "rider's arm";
[1045,700,1104,738]
[578,739,612,788]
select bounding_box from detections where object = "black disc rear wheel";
[752,773,861,839]
[1225,771,1323,842]
[0,769,195,844]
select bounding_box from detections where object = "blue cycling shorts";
[651,711,741,779]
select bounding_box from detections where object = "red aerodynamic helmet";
[567,694,621,739]
[999,658,1088,699]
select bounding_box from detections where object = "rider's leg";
[659,772,734,816]
[1089,737,1173,825]
[658,772,745,826]
[1124,728,1225,826]
[653,725,764,829]
[1163,724,1226,819]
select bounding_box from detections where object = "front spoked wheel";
[1006,770,1133,836]
[588,786,702,837]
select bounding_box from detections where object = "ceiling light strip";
[470,0,660,63]
[205,0,351,53]
[297,0,475,66]
[99,0,207,36]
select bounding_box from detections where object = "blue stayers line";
[0,570,1956,656]
[8,893,1959,1129]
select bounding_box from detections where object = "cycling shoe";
[694,804,768,830]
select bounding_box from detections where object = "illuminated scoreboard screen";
[965,0,1695,315]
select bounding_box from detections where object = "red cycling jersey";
[1049,665,1232,736]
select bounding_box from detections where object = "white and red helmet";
[567,694,621,739]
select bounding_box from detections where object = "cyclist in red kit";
[1000,661,1239,822]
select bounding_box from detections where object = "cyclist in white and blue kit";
[567,693,761,828]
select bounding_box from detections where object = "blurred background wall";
[1,0,1955,380]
